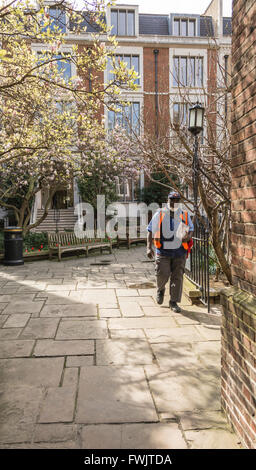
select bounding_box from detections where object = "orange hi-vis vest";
[153,209,190,251]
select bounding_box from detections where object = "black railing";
[185,220,210,312]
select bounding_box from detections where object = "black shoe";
[156,289,165,305]
[170,301,181,313]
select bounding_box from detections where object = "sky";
[115,0,232,16]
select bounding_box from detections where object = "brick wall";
[221,289,256,448]
[221,0,256,449]
[230,0,256,295]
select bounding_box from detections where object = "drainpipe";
[224,55,228,120]
[154,49,159,138]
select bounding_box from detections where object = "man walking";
[147,191,194,312]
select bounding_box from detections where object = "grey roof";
[139,14,169,35]
[139,14,214,37]
[223,17,232,35]
[200,16,214,37]
[68,11,220,38]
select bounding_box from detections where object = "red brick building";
[27,0,232,230]
[220,0,256,449]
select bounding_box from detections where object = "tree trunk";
[212,208,233,284]
[23,190,56,236]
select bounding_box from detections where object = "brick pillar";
[220,0,256,449]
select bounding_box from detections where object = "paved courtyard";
[0,246,242,449]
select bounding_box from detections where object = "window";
[111,9,135,36]
[56,54,71,82]
[173,56,203,87]
[47,7,66,33]
[37,52,71,83]
[107,54,140,85]
[108,102,140,135]
[173,18,196,36]
[115,176,130,199]
[173,103,188,126]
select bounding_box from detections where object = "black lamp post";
[188,102,205,221]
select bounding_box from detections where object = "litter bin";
[3,227,24,266]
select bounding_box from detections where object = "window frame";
[110,9,135,36]
[173,55,204,88]
[107,101,141,135]
[107,54,140,85]
[172,17,197,37]
[46,5,67,33]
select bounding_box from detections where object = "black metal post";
[193,134,199,222]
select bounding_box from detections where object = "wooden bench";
[48,232,112,261]
[116,232,147,249]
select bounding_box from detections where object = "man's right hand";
[147,247,154,259]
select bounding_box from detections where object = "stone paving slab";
[185,429,241,449]
[0,288,19,294]
[96,339,153,365]
[66,356,94,367]
[193,341,221,368]
[69,289,117,304]
[34,339,94,357]
[125,296,156,306]
[0,385,44,443]
[20,318,60,339]
[0,328,23,340]
[0,340,35,358]
[3,314,31,328]
[46,284,77,291]
[110,329,146,339]
[40,304,97,318]
[116,289,139,297]
[145,365,221,414]
[62,368,79,388]
[109,317,177,330]
[81,423,187,449]
[195,325,221,341]
[151,342,202,369]
[76,366,158,424]
[56,320,108,340]
[142,306,171,317]
[99,308,121,318]
[0,303,8,312]
[3,299,44,315]
[0,294,36,303]
[145,326,205,343]
[77,281,107,289]
[39,387,76,423]
[0,357,64,387]
[118,301,144,317]
[34,424,78,443]
[178,410,231,430]
[0,315,8,328]
[43,292,72,304]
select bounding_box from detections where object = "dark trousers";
[155,253,186,303]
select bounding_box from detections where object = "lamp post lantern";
[188,102,205,222]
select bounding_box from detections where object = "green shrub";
[23,232,48,253]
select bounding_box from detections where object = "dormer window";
[173,18,196,36]
[111,9,135,36]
